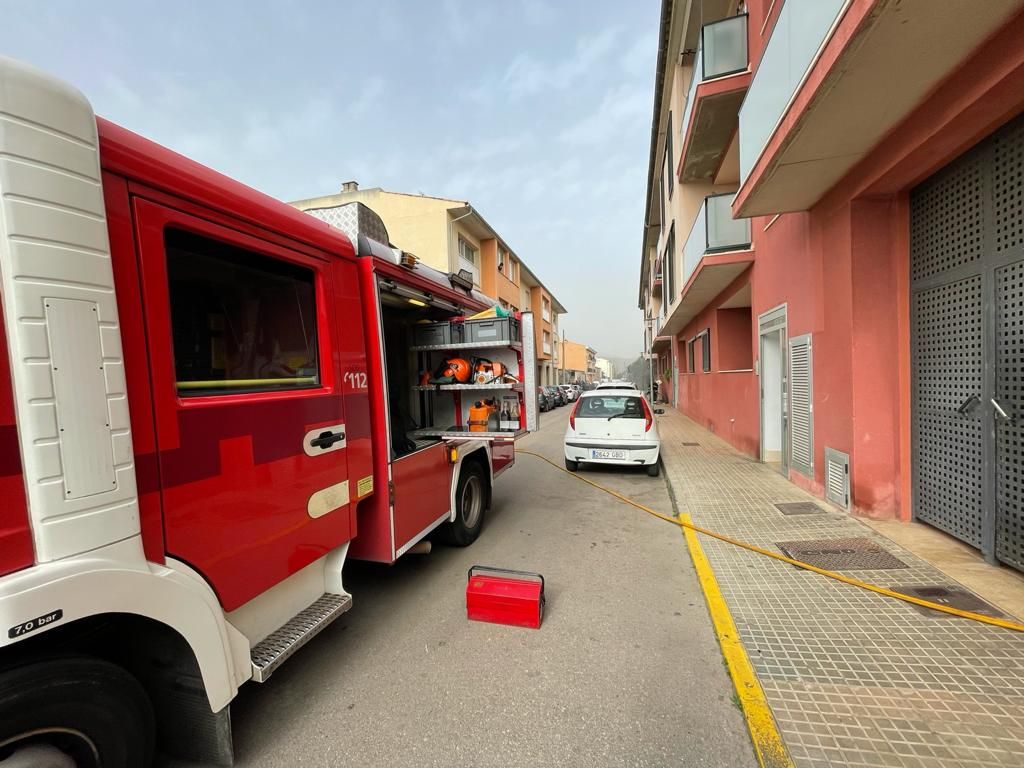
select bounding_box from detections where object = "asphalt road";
[164,407,754,767]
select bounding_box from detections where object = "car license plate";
[591,449,626,460]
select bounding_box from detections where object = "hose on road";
[516,449,1024,633]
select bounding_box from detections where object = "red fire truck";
[0,57,537,767]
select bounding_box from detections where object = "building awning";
[734,0,1023,217]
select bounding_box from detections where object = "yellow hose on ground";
[516,449,1024,633]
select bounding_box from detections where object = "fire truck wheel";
[0,657,154,768]
[439,461,487,546]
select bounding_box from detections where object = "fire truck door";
[133,199,352,611]
[391,443,453,554]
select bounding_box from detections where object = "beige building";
[291,183,567,385]
[639,1,751,391]
[558,340,599,384]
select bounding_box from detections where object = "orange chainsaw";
[471,358,518,385]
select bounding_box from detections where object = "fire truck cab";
[0,57,536,766]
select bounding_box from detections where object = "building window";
[660,169,667,230]
[687,338,695,373]
[542,297,551,322]
[698,329,711,372]
[664,224,676,300]
[457,236,480,284]
[666,111,674,199]
[543,330,552,355]
[165,229,319,395]
[509,256,519,284]
[497,247,506,274]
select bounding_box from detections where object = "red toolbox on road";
[466,566,545,629]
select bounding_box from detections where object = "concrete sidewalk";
[657,408,1024,768]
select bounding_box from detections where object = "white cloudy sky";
[1,1,658,360]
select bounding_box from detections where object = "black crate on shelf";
[464,317,521,344]
[413,321,465,347]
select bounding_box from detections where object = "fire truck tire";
[0,657,154,768]
[439,461,487,546]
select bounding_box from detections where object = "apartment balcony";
[677,14,750,183]
[661,193,752,337]
[734,0,1021,217]
[651,256,664,298]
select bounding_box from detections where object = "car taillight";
[641,398,653,432]
[569,400,581,430]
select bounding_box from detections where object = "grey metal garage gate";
[910,113,1024,572]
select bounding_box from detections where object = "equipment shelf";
[409,313,536,439]
[410,339,523,353]
[412,383,523,391]
[411,428,525,440]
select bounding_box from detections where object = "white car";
[564,389,662,476]
[595,380,637,391]
[559,384,579,402]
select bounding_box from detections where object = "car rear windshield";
[577,396,645,419]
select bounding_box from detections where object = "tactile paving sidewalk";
[657,409,1024,768]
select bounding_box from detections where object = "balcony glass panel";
[682,193,749,287]
[706,193,751,252]
[679,48,702,152]
[703,15,748,79]
[682,199,709,288]
[738,0,846,182]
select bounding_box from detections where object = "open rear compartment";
[378,280,536,447]
[350,248,537,563]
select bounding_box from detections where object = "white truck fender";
[0,538,250,711]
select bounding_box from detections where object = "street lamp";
[560,329,565,385]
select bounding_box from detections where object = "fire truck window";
[165,229,319,395]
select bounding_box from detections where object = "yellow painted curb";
[680,513,794,768]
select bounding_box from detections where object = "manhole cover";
[893,584,1007,619]
[681,442,700,446]
[775,538,908,570]
[774,502,825,516]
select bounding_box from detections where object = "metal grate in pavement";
[774,502,826,516]
[680,442,700,446]
[893,584,1007,619]
[775,537,909,570]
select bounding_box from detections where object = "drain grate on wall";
[774,502,826,516]
[776,538,909,570]
[892,584,1007,619]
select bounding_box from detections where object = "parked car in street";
[564,389,662,476]
[537,386,553,412]
[559,384,579,402]
[596,380,638,391]
[545,385,567,407]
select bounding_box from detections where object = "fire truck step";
[250,593,353,682]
